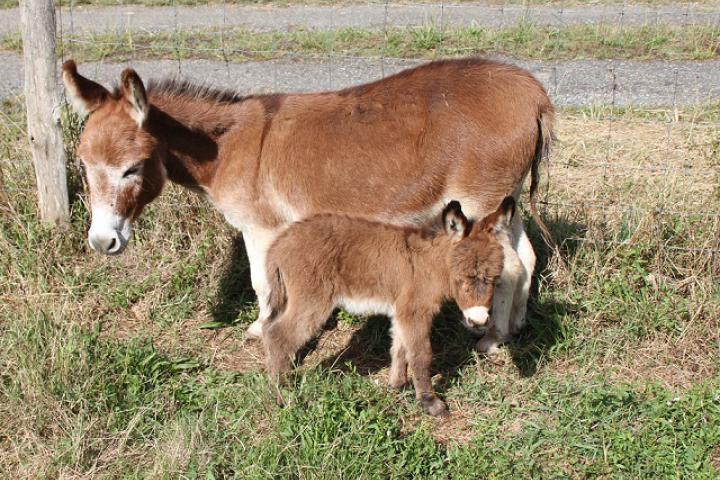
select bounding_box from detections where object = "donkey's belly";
[337,296,395,318]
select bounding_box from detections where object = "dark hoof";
[420,394,449,417]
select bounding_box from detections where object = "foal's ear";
[476,196,516,234]
[120,68,149,127]
[61,60,110,117]
[442,200,469,241]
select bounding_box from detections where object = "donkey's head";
[62,61,165,255]
[442,197,515,330]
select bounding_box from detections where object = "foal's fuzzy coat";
[262,198,514,416]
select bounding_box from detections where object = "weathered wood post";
[19,0,70,224]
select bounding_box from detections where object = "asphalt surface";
[1,52,718,107]
[1,2,719,37]
[2,3,718,106]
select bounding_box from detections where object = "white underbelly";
[337,297,395,317]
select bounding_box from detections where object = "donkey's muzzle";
[89,230,126,255]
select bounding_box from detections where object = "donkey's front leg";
[242,226,278,339]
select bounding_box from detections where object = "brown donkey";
[62,57,554,353]
[262,198,514,416]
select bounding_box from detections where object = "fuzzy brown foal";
[262,198,514,416]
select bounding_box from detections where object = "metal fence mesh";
[13,1,720,266]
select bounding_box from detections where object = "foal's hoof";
[388,377,408,390]
[420,394,449,417]
[275,390,287,407]
[245,319,264,339]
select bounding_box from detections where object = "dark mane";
[113,78,250,104]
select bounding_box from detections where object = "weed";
[1,97,718,477]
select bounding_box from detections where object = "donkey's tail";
[266,260,287,321]
[528,108,556,248]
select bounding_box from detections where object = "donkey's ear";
[477,196,516,234]
[442,200,469,241]
[61,60,109,117]
[120,68,149,127]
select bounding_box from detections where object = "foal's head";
[441,197,514,330]
[62,61,165,254]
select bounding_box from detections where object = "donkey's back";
[220,57,553,225]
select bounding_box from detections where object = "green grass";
[3,22,719,63]
[1,96,719,477]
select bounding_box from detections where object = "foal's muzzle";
[462,306,490,329]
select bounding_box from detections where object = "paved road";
[2,52,718,107]
[1,3,719,37]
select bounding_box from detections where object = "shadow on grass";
[215,211,587,383]
[507,211,587,377]
[316,304,479,395]
[210,234,255,326]
[314,211,589,384]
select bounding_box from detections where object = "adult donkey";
[62,57,554,353]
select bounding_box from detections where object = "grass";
[1,94,720,477]
[3,22,720,63]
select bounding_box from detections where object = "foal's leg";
[394,307,447,417]
[510,215,536,334]
[262,300,334,381]
[388,321,408,389]
[242,227,278,339]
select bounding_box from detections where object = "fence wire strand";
[6,0,720,267]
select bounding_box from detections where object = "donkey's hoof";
[388,376,408,390]
[476,336,501,355]
[245,319,264,339]
[421,395,449,417]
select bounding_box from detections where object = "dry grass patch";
[2,98,720,477]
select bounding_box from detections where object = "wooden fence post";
[19,0,70,225]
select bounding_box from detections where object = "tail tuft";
[266,261,287,321]
[529,110,556,249]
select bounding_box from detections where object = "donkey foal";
[262,198,515,416]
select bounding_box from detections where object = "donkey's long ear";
[477,196,516,234]
[120,68,149,127]
[442,200,469,241]
[61,60,110,117]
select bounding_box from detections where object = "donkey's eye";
[123,164,142,178]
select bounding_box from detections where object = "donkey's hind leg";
[262,299,333,381]
[510,215,536,334]
[477,246,521,355]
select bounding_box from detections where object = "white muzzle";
[88,205,132,255]
[462,306,490,328]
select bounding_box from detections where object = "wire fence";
[4,1,720,269]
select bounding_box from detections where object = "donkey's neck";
[147,93,243,191]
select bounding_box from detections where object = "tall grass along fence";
[4,0,720,278]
